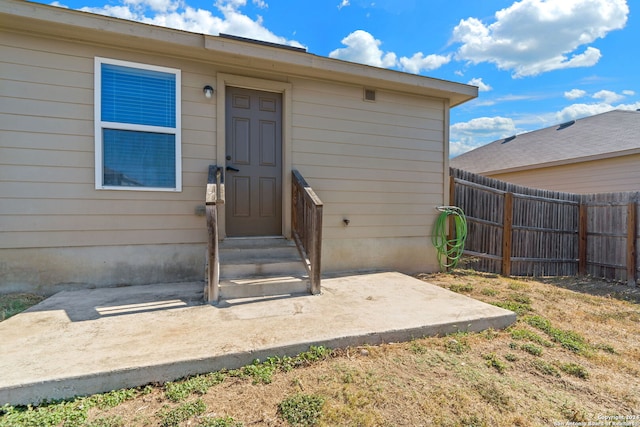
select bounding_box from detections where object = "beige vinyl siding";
[490,154,640,194]
[290,78,445,242]
[0,30,216,250]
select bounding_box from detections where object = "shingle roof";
[450,109,640,174]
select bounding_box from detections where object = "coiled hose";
[432,206,468,271]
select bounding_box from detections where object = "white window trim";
[94,57,182,191]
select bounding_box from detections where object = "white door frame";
[216,73,293,239]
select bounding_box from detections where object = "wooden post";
[204,165,222,303]
[310,203,323,295]
[205,205,220,302]
[578,203,588,276]
[627,202,637,286]
[502,192,513,276]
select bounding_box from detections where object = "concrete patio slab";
[0,272,516,406]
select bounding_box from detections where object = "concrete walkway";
[0,272,516,406]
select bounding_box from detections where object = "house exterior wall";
[289,78,445,273]
[489,154,640,194]
[1,30,216,293]
[1,25,447,294]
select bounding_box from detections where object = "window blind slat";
[101,63,176,128]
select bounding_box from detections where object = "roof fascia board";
[1,0,477,106]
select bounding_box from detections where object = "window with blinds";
[94,58,181,191]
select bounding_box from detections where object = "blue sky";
[40,0,637,157]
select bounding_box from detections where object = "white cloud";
[449,116,524,156]
[564,89,587,99]
[623,90,635,96]
[399,52,451,74]
[555,101,640,122]
[329,30,397,68]
[329,30,453,73]
[451,0,629,77]
[80,0,303,48]
[592,89,624,104]
[467,77,492,92]
[451,116,517,136]
[338,0,350,10]
[450,139,484,158]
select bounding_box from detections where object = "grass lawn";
[0,293,44,322]
[1,271,639,426]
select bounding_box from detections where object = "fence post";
[502,192,513,276]
[627,202,637,286]
[578,203,587,276]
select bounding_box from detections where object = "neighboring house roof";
[0,0,477,107]
[451,109,640,174]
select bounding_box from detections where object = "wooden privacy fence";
[451,168,639,286]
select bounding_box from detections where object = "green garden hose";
[432,206,468,271]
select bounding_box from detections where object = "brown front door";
[225,87,283,236]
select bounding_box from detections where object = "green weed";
[0,400,89,427]
[165,373,225,402]
[237,360,277,384]
[481,288,499,296]
[531,359,560,377]
[492,301,531,315]
[559,363,589,379]
[90,388,138,409]
[409,340,428,354]
[504,353,518,362]
[473,381,511,410]
[278,394,325,426]
[520,343,543,356]
[594,343,616,354]
[510,328,554,347]
[526,316,589,354]
[445,338,470,354]
[0,293,45,321]
[484,353,507,374]
[157,399,206,427]
[265,346,332,372]
[449,283,474,293]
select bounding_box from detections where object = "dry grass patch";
[2,272,639,426]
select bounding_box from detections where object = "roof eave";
[1,0,477,105]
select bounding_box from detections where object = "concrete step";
[219,237,306,280]
[219,237,297,250]
[215,237,309,299]
[219,275,309,299]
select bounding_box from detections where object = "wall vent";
[364,88,376,101]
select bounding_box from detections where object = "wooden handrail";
[291,170,323,294]
[205,165,224,303]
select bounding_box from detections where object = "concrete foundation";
[0,244,205,295]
